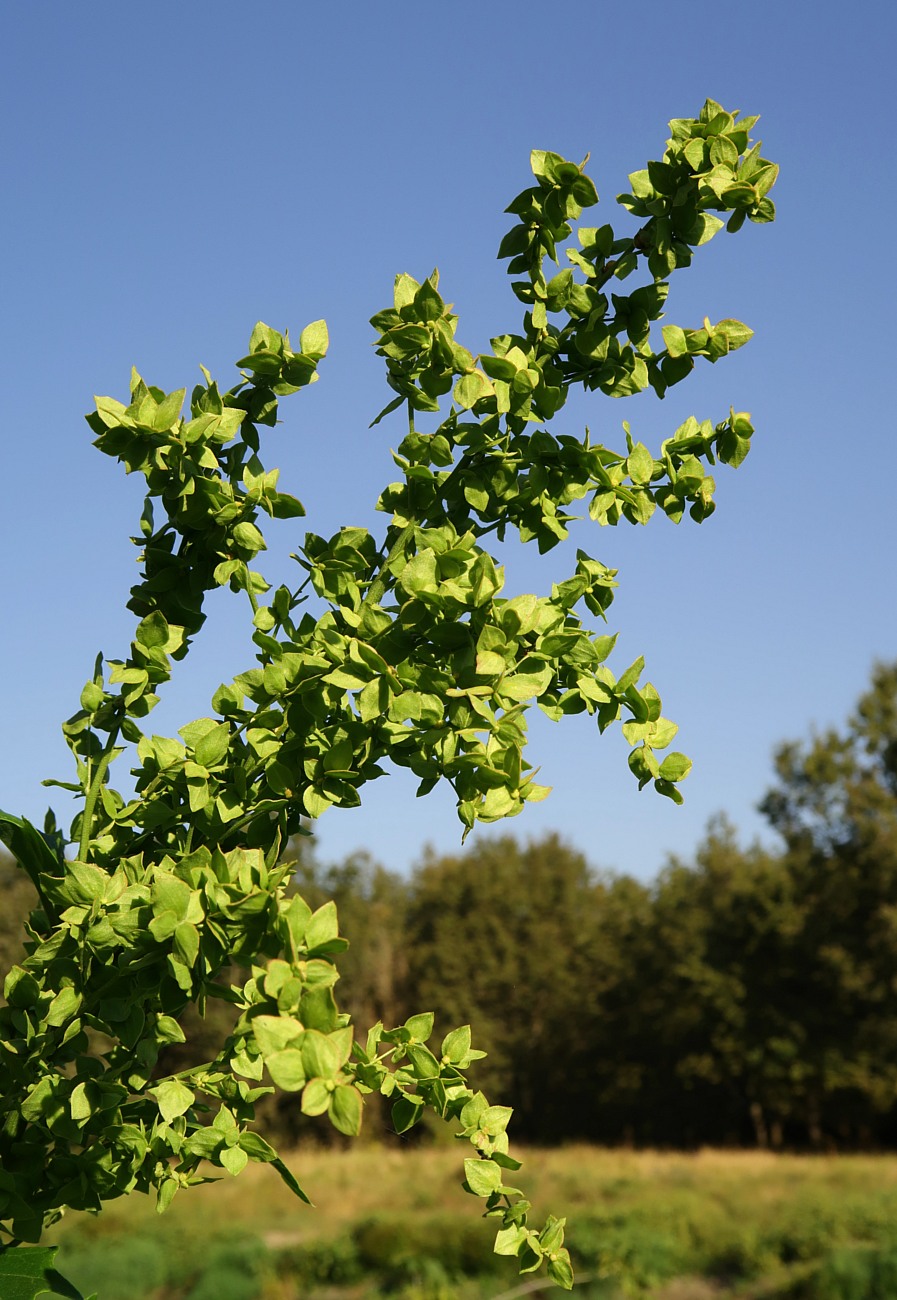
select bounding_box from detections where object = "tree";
[403,834,607,1141]
[756,662,897,1145]
[0,98,776,1298]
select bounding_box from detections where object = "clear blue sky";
[2,1,894,879]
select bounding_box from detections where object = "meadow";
[44,1145,897,1299]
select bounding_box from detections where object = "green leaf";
[0,810,61,889]
[303,787,332,819]
[173,921,200,968]
[271,1157,313,1205]
[79,681,105,712]
[464,1157,503,1196]
[151,1080,195,1122]
[494,1224,527,1256]
[441,1024,472,1062]
[616,656,645,693]
[329,1084,363,1136]
[627,443,654,486]
[397,549,438,596]
[0,1248,94,1300]
[233,521,266,554]
[193,722,230,769]
[301,1030,340,1080]
[405,1011,435,1041]
[238,1132,278,1162]
[151,388,185,431]
[253,1014,303,1057]
[220,1144,249,1176]
[659,751,693,781]
[392,1094,424,1133]
[453,370,494,410]
[479,1104,514,1135]
[266,1048,307,1091]
[46,986,82,1027]
[301,1078,331,1116]
[305,900,339,950]
[714,318,754,352]
[547,1249,575,1289]
[155,1015,186,1044]
[662,324,688,357]
[299,319,329,357]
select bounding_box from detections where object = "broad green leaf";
[659,751,693,781]
[392,1094,424,1134]
[627,443,654,485]
[266,1048,307,1091]
[480,1104,514,1135]
[151,388,185,431]
[464,1157,503,1197]
[299,319,329,357]
[548,1250,575,1289]
[151,1080,195,1122]
[233,521,266,554]
[329,1084,363,1136]
[393,272,420,311]
[238,1132,277,1162]
[495,1224,527,1256]
[715,318,754,351]
[662,324,688,357]
[301,1030,340,1080]
[46,987,82,1027]
[454,370,494,410]
[305,900,339,950]
[253,1014,303,1057]
[220,1144,249,1176]
[441,1024,472,1062]
[79,681,104,712]
[404,1011,434,1041]
[303,787,332,818]
[193,722,230,769]
[397,549,438,596]
[0,1247,91,1300]
[301,1078,331,1116]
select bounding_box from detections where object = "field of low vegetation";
[45,1145,897,1299]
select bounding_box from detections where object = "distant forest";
[4,662,897,1151]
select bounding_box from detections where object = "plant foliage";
[0,98,775,1296]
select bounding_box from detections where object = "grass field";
[43,1145,897,1299]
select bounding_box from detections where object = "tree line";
[4,661,897,1150]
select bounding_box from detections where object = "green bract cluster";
[0,98,775,1296]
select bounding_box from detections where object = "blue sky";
[2,1,894,879]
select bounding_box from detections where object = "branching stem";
[77,733,118,863]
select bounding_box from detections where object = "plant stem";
[363,522,414,607]
[77,736,117,863]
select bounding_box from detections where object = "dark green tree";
[403,834,607,1140]
[757,662,897,1145]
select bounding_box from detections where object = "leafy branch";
[0,97,776,1296]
